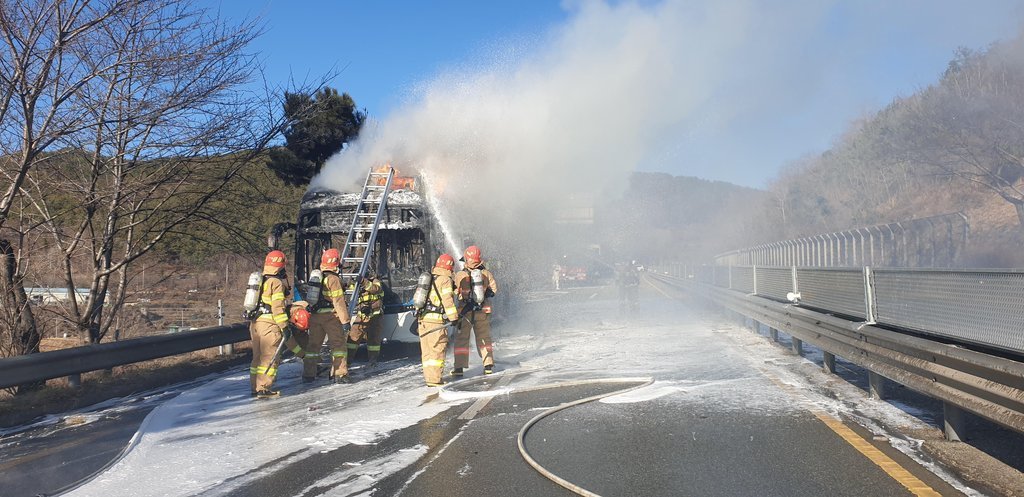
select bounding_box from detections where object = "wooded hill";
[749,32,1024,267]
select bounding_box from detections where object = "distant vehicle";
[268,168,443,344]
[561,266,588,284]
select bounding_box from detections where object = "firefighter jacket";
[422,267,459,324]
[349,276,384,323]
[317,271,351,324]
[455,261,498,313]
[257,274,290,331]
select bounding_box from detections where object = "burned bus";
[269,169,441,345]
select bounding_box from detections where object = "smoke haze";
[312,0,1023,270]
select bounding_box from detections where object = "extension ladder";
[339,166,394,317]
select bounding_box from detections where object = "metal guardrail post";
[752,265,758,295]
[823,352,836,374]
[217,300,233,356]
[863,266,877,324]
[728,264,733,290]
[869,371,887,400]
[68,373,81,388]
[791,266,799,297]
[944,402,967,442]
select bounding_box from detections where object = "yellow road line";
[650,275,942,496]
[760,371,941,497]
[643,275,677,300]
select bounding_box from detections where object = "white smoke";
[312,0,1022,271]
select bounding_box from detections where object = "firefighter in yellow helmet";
[347,270,385,367]
[417,253,460,386]
[453,246,499,376]
[306,248,353,383]
[250,250,291,398]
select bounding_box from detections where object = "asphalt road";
[2,281,986,496]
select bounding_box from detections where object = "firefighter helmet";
[321,248,341,271]
[289,306,310,331]
[263,250,286,275]
[462,245,481,263]
[435,253,455,271]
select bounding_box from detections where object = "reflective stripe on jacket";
[421,267,459,323]
[319,272,350,324]
[351,277,384,321]
[257,276,289,327]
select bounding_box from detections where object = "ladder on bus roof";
[339,166,394,317]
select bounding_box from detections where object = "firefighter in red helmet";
[453,245,499,376]
[416,253,460,386]
[249,250,291,398]
[306,248,353,383]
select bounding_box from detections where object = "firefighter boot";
[255,389,280,399]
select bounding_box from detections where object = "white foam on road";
[65,286,973,496]
[305,444,429,497]
[599,381,683,403]
[65,362,468,497]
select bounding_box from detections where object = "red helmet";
[263,250,286,274]
[321,248,341,270]
[289,307,310,331]
[435,253,455,271]
[463,245,481,263]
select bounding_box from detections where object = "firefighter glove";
[342,322,352,332]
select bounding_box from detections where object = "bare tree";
[903,43,1024,227]
[16,0,318,343]
[0,0,143,370]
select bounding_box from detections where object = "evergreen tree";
[269,87,366,185]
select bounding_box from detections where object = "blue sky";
[207,1,1024,189]
[216,2,569,117]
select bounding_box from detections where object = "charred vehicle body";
[269,169,440,345]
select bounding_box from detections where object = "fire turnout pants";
[418,318,448,384]
[250,320,283,393]
[306,312,349,379]
[453,311,494,369]
[348,316,383,364]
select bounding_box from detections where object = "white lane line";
[458,373,517,420]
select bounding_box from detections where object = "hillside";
[751,32,1024,267]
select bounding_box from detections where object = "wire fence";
[714,212,970,268]
[654,263,1024,355]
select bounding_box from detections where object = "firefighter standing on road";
[347,271,385,367]
[306,249,353,383]
[417,254,460,387]
[453,246,499,376]
[250,250,291,399]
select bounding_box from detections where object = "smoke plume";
[312,0,1022,273]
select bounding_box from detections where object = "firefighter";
[417,253,460,387]
[617,262,640,311]
[306,248,353,383]
[250,250,291,398]
[347,271,385,368]
[453,246,499,376]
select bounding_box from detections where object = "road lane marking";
[643,275,677,299]
[458,373,517,420]
[648,275,943,496]
[757,368,941,497]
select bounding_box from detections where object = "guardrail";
[0,324,249,390]
[647,270,1024,442]
[672,264,1024,356]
